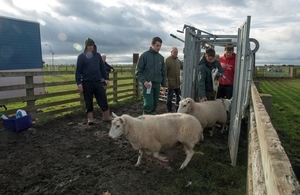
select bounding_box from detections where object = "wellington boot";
[87,112,94,125]
[102,109,113,122]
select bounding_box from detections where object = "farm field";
[0,99,248,195]
[257,78,300,168]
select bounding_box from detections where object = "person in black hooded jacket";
[75,38,113,125]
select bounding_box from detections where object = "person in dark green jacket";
[135,37,166,114]
[198,48,223,102]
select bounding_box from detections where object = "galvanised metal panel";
[228,16,253,166]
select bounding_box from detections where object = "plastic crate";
[3,115,32,132]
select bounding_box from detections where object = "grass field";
[257,78,300,165]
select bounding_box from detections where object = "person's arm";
[106,62,114,72]
[75,55,83,93]
[161,57,166,88]
[216,60,224,74]
[99,54,108,80]
[198,65,207,101]
[75,55,84,85]
[135,54,147,84]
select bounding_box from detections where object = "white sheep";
[177,97,231,136]
[108,112,204,170]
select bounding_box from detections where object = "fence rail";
[0,69,139,122]
[254,66,300,78]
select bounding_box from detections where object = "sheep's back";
[135,113,202,146]
[199,101,227,126]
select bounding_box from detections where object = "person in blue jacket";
[75,38,112,125]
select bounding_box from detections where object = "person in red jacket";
[217,44,236,99]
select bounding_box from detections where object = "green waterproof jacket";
[198,57,223,99]
[135,47,166,87]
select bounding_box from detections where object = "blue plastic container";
[3,115,32,132]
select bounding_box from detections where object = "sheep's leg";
[135,150,143,166]
[221,124,225,133]
[180,149,195,170]
[209,126,216,137]
[153,152,168,162]
[201,132,204,141]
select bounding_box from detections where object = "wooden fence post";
[25,76,35,115]
[133,53,140,96]
[113,72,118,102]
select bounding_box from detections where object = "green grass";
[257,78,300,164]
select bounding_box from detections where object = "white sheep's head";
[221,97,232,113]
[177,97,194,113]
[108,112,126,139]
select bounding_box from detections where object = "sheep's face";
[109,117,124,138]
[177,98,191,113]
[222,98,232,113]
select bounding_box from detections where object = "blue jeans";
[166,88,181,112]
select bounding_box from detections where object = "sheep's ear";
[112,112,118,118]
[119,117,125,124]
[229,97,233,102]
[180,95,185,100]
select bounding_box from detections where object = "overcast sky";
[0,0,299,66]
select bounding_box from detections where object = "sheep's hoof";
[159,156,169,162]
[135,163,140,167]
[179,165,186,170]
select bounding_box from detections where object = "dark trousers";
[166,88,181,112]
[142,82,160,114]
[217,85,233,99]
[206,90,216,101]
[82,81,109,113]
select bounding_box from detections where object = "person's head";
[102,54,106,62]
[224,44,234,59]
[205,48,216,64]
[171,47,178,58]
[84,38,95,52]
[151,37,162,52]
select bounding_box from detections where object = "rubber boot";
[87,112,94,125]
[102,109,113,122]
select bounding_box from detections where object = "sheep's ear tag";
[137,115,143,120]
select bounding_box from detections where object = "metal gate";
[171,16,259,166]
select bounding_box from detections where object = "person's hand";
[77,84,83,93]
[105,80,110,87]
[144,81,151,88]
[199,97,207,102]
[110,69,114,73]
[161,87,166,95]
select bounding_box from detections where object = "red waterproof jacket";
[219,53,236,85]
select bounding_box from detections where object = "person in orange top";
[217,44,236,99]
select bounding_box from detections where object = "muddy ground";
[0,100,242,195]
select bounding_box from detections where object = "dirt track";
[0,100,238,195]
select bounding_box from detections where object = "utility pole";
[45,43,55,70]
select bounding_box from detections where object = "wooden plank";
[0,81,74,91]
[0,71,75,77]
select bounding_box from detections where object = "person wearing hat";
[75,38,113,125]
